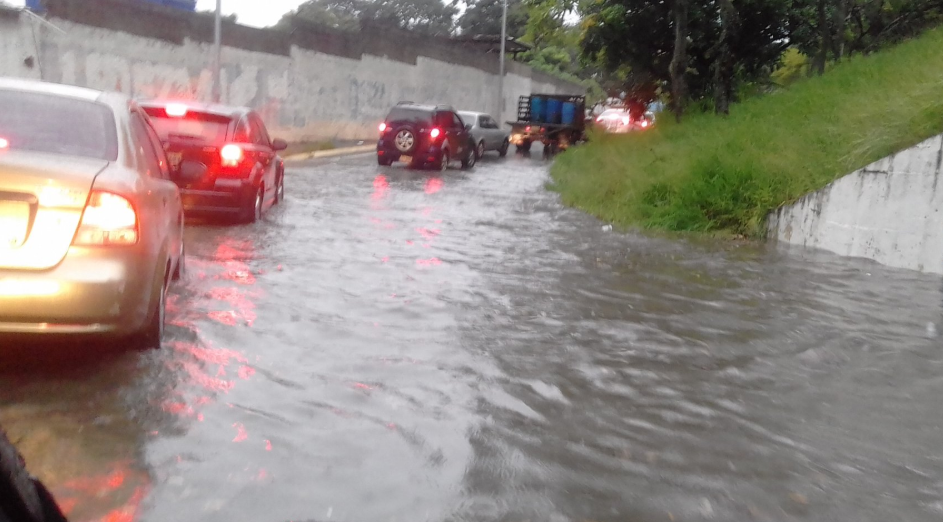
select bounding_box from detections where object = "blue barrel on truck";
[26,0,197,12]
[530,96,546,123]
[143,0,197,9]
[546,98,563,124]
[561,102,577,125]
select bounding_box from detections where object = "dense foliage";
[551,27,943,236]
[580,0,943,117]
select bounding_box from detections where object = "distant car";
[458,111,510,159]
[377,102,477,171]
[640,111,655,129]
[595,108,634,133]
[0,78,185,347]
[140,101,287,223]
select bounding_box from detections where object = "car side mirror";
[271,138,288,151]
[177,160,207,182]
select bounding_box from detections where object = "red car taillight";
[220,144,244,167]
[429,128,441,139]
[379,122,387,133]
[73,191,138,246]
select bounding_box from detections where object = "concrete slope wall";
[768,133,943,274]
[0,0,583,142]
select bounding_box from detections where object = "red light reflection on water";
[238,365,256,380]
[416,227,440,239]
[54,461,149,522]
[416,258,442,267]
[172,341,248,366]
[233,423,248,442]
[424,178,443,194]
[372,174,390,200]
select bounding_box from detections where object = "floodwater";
[2,151,943,522]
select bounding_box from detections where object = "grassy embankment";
[550,26,943,237]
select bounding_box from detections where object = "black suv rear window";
[143,107,232,144]
[385,107,433,124]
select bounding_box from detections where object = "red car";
[140,101,288,223]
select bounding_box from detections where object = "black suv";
[377,103,477,171]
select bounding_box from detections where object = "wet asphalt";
[2,150,943,522]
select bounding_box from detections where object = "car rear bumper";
[181,180,255,214]
[0,246,156,336]
[376,141,443,164]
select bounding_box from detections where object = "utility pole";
[497,0,508,120]
[212,0,222,103]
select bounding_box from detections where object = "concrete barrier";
[0,0,583,143]
[768,133,943,274]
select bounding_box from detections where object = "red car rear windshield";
[144,107,231,144]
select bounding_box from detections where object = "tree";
[282,0,459,35]
[581,0,795,117]
[283,0,361,30]
[458,0,528,37]
[669,0,689,121]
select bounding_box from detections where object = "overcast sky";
[4,0,308,28]
[194,0,305,27]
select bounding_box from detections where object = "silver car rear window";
[0,89,118,161]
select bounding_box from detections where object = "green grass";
[550,26,943,237]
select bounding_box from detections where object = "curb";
[283,144,375,162]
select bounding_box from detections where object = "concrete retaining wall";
[0,0,582,142]
[767,133,943,274]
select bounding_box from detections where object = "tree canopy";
[282,0,459,36]
[579,0,943,118]
[457,0,528,38]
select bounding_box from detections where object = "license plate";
[399,155,412,164]
[167,152,183,170]
[0,201,29,249]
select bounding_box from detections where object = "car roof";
[391,102,455,113]
[0,77,137,115]
[138,99,250,118]
[458,111,487,117]
[0,77,104,102]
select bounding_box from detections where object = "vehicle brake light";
[430,128,441,139]
[641,120,649,128]
[525,126,531,132]
[220,144,244,167]
[166,103,188,117]
[0,137,8,149]
[73,191,138,246]
[379,122,387,133]
[622,117,630,125]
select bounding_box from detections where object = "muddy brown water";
[2,152,942,522]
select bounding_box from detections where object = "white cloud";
[195,0,305,28]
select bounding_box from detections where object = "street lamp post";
[212,0,222,103]
[497,0,508,120]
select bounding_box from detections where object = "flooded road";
[2,151,943,522]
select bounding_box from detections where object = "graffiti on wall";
[59,50,288,108]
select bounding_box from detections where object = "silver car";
[458,111,510,159]
[0,78,187,347]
